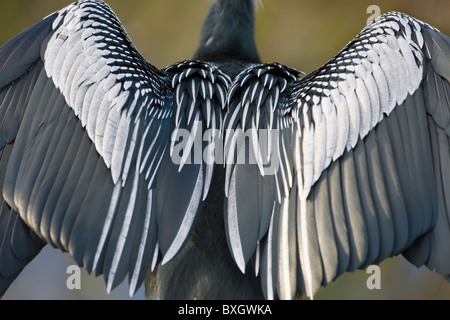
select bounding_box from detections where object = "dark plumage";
[193,0,260,64]
[0,0,449,300]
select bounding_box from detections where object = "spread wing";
[224,12,450,299]
[0,0,230,296]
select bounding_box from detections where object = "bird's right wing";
[0,0,229,296]
[224,12,450,299]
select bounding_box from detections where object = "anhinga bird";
[0,0,449,300]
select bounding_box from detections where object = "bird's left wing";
[0,0,229,296]
[224,12,450,299]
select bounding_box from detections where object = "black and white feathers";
[0,0,449,300]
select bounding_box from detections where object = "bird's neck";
[192,0,261,64]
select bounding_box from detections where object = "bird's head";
[192,0,261,64]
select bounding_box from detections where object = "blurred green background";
[1,0,450,300]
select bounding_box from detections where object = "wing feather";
[0,0,229,296]
[1,2,449,300]
[224,12,450,299]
